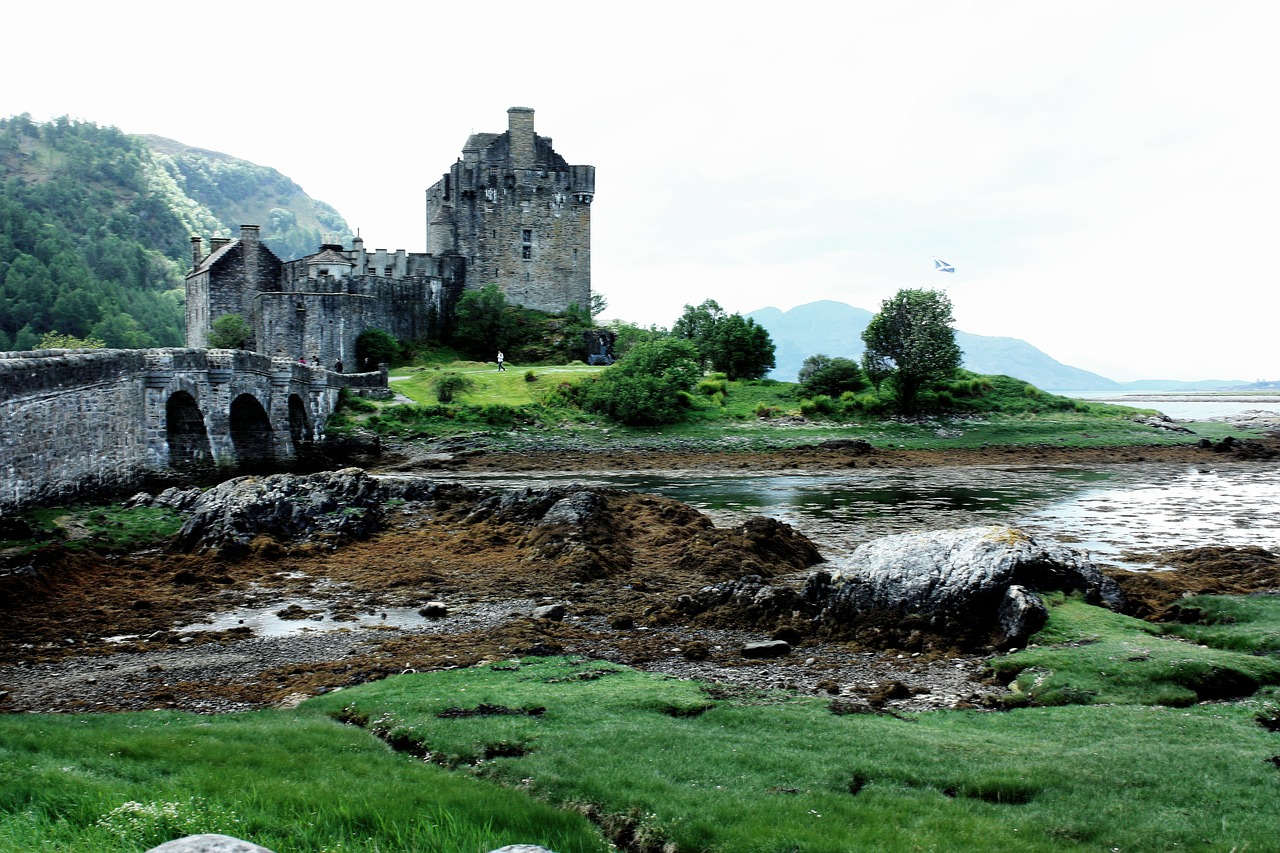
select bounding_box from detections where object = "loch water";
[427,462,1280,571]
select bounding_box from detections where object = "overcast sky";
[4,1,1276,382]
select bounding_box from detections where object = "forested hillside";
[0,115,351,350]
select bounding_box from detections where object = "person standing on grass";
[497,350,506,371]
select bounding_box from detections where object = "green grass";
[5,649,1280,852]
[0,505,184,553]
[337,360,1257,453]
[300,657,1280,852]
[1160,594,1280,654]
[989,595,1280,707]
[0,709,608,853]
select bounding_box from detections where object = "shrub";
[356,329,407,368]
[799,356,867,398]
[208,314,252,349]
[525,370,538,382]
[583,338,701,426]
[431,372,474,403]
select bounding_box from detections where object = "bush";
[208,313,252,349]
[583,338,702,426]
[525,370,538,382]
[356,329,408,368]
[431,372,474,403]
[799,356,867,398]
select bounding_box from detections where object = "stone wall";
[425,107,593,314]
[0,349,151,508]
[0,348,379,511]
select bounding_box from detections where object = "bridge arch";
[288,393,311,448]
[229,393,275,466]
[165,390,213,470]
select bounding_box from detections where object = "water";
[425,463,1280,570]
[1078,394,1280,421]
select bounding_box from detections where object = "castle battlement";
[185,108,593,366]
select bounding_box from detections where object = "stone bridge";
[0,348,387,510]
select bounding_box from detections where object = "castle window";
[522,245,532,260]
[522,229,532,242]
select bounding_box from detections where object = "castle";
[185,107,595,366]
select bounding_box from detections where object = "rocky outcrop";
[144,838,558,853]
[135,469,476,556]
[807,526,1122,650]
[145,835,274,853]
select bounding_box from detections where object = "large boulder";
[168,469,474,556]
[145,835,274,853]
[806,526,1123,651]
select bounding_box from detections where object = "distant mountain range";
[746,301,1246,394]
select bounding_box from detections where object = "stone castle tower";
[426,107,595,312]
[187,108,593,366]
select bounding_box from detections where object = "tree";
[861,288,962,413]
[356,329,403,368]
[798,355,866,398]
[672,299,775,379]
[708,313,775,381]
[39,330,105,350]
[449,283,519,359]
[207,313,251,349]
[672,299,726,369]
[431,372,474,403]
[583,338,701,425]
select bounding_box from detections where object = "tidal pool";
[422,462,1280,569]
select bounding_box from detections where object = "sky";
[3,1,1276,382]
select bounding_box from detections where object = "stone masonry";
[0,348,380,510]
[187,108,594,368]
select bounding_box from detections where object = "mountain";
[747,300,1121,393]
[0,114,351,350]
[141,135,351,261]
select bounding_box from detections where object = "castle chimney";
[210,237,231,251]
[190,236,203,269]
[508,106,535,169]
[240,224,260,243]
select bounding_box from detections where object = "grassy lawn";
[347,361,1256,452]
[5,592,1280,851]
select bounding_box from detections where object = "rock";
[810,526,1122,651]
[173,469,463,556]
[532,604,567,621]
[418,601,449,618]
[144,834,275,853]
[487,846,559,853]
[742,640,791,659]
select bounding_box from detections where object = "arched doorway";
[288,395,311,448]
[165,391,212,470]
[229,394,275,467]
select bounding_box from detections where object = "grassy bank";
[329,361,1255,453]
[4,634,1278,852]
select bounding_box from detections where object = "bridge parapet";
[0,347,385,510]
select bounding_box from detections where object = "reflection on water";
[421,463,1280,569]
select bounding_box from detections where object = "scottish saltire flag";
[934,258,955,273]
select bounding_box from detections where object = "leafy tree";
[672,299,774,379]
[207,313,252,349]
[606,319,668,359]
[672,299,726,369]
[356,329,404,368]
[583,338,701,425]
[39,331,105,350]
[708,313,775,381]
[590,292,609,321]
[861,288,962,413]
[449,283,519,359]
[798,354,866,398]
